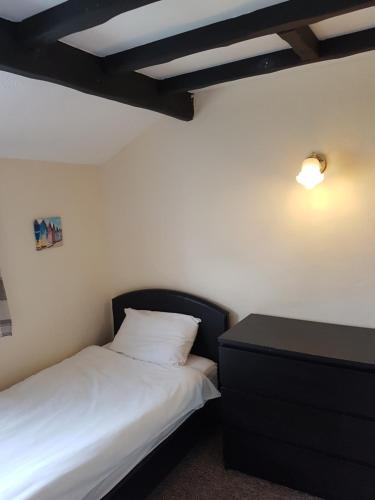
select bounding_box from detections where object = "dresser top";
[219,314,375,369]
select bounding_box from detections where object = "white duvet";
[0,346,219,500]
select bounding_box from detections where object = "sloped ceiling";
[0,0,374,165]
[0,71,159,165]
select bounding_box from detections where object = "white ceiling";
[140,35,289,79]
[65,3,375,79]
[312,7,375,40]
[63,0,285,55]
[0,71,158,165]
[0,1,374,165]
[0,0,66,21]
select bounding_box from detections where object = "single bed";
[0,289,228,500]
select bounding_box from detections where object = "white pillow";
[109,308,201,366]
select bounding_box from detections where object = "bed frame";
[103,289,228,500]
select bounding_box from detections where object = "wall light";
[296,153,327,190]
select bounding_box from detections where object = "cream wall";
[103,52,375,328]
[0,160,111,390]
[1,52,375,389]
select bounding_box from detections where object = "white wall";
[103,52,375,328]
[0,160,111,390]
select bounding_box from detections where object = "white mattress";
[85,351,219,499]
[85,405,199,499]
[0,346,220,500]
[103,342,218,385]
[185,353,218,386]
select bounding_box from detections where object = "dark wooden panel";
[104,0,375,73]
[19,0,161,45]
[220,347,375,419]
[278,26,319,61]
[219,313,375,370]
[161,48,300,94]
[0,18,193,121]
[161,28,375,94]
[223,428,375,500]
[222,388,375,467]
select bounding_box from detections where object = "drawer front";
[223,427,375,500]
[222,388,375,467]
[220,346,375,418]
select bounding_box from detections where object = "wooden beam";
[0,19,193,121]
[278,26,319,61]
[19,0,161,45]
[105,0,375,73]
[160,28,375,94]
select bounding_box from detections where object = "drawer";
[223,427,375,500]
[221,387,375,467]
[220,346,375,419]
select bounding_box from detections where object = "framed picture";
[34,217,63,251]
[0,272,11,337]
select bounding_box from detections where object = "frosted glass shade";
[296,157,325,189]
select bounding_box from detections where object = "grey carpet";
[148,431,322,500]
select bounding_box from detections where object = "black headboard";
[112,289,229,362]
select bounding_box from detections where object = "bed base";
[103,288,227,500]
[103,399,219,500]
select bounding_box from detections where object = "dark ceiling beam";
[278,26,319,61]
[160,27,375,94]
[19,0,161,45]
[104,0,375,73]
[0,19,193,121]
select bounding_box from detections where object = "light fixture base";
[310,153,327,173]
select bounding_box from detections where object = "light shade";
[296,156,325,190]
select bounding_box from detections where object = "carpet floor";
[148,431,322,500]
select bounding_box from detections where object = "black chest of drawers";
[219,314,375,500]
